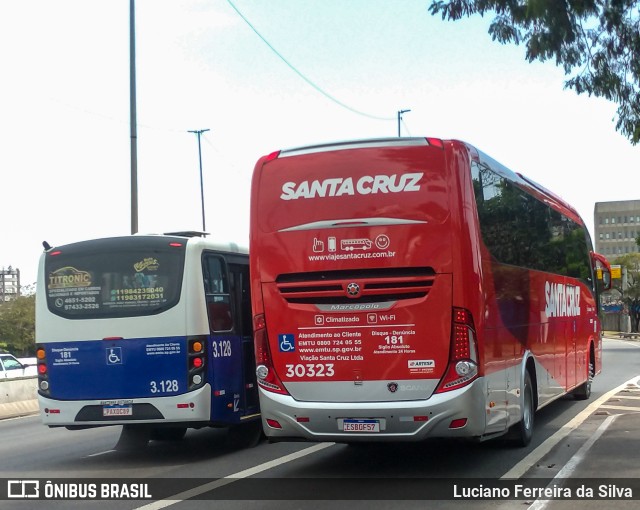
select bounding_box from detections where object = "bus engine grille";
[275,267,435,305]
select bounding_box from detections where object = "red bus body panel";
[249,137,603,441]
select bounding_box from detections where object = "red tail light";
[426,137,444,149]
[265,150,281,162]
[436,307,479,393]
[253,314,288,395]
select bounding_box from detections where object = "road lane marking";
[133,442,335,509]
[86,450,117,457]
[599,404,640,412]
[132,375,640,505]
[526,415,618,510]
[500,375,640,479]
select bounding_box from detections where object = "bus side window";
[209,297,232,332]
[203,255,232,332]
[228,263,253,337]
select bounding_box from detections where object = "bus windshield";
[44,236,186,320]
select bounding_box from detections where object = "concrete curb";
[0,399,39,420]
[604,333,639,341]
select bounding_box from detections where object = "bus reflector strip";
[266,419,282,429]
[449,418,467,429]
[296,417,310,423]
[399,416,428,422]
[214,390,226,396]
[177,403,189,409]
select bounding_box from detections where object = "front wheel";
[507,371,535,447]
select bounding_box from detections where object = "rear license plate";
[342,419,380,433]
[103,405,132,417]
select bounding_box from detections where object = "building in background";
[594,200,640,261]
[0,267,20,302]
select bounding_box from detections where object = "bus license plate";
[343,419,380,433]
[103,405,132,417]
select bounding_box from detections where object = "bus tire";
[508,371,534,447]
[150,426,187,441]
[227,420,263,449]
[116,425,151,450]
[573,358,594,401]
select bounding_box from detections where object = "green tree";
[612,253,640,332]
[0,294,36,356]
[429,1,640,144]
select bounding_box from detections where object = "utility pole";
[188,129,210,232]
[397,109,411,137]
[129,0,138,234]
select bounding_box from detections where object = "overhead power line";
[227,0,395,121]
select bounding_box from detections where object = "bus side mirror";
[600,267,612,290]
[591,251,612,291]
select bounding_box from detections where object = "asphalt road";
[1,336,639,510]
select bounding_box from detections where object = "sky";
[2,0,639,289]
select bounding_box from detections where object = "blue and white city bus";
[35,232,260,443]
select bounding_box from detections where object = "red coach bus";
[249,137,611,446]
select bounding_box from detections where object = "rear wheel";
[149,426,187,441]
[508,371,534,447]
[227,420,263,449]
[116,425,151,450]
[573,357,594,401]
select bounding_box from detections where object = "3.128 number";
[212,339,232,358]
[285,363,335,378]
[149,379,179,393]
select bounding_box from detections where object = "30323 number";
[285,363,335,378]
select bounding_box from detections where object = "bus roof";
[43,233,248,256]
[262,136,583,228]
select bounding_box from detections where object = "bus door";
[228,261,259,414]
[203,254,256,423]
[566,314,578,391]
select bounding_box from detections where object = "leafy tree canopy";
[0,295,35,356]
[612,252,640,272]
[612,252,640,331]
[429,0,640,144]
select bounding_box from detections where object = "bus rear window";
[44,237,186,319]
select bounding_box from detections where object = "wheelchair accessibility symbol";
[106,347,123,365]
[278,334,296,353]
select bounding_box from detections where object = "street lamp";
[130,0,138,234]
[397,109,411,137]
[188,129,210,232]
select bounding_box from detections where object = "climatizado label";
[280,173,424,200]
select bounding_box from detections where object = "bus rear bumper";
[258,379,489,442]
[38,384,212,427]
